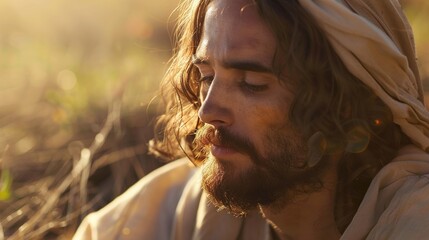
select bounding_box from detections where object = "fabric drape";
[298,0,429,151]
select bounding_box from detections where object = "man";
[74,0,429,239]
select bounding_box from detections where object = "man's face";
[193,0,313,214]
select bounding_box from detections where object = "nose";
[198,80,233,128]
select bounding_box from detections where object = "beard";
[194,125,326,216]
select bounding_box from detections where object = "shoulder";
[366,145,429,239]
[343,145,429,239]
[101,158,197,214]
[73,158,197,240]
[367,173,429,239]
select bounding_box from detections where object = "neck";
[259,164,340,240]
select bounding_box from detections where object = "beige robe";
[73,145,429,240]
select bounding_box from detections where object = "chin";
[201,153,326,216]
[201,155,276,215]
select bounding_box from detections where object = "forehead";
[196,0,277,64]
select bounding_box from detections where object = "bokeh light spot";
[374,119,382,126]
[57,70,77,91]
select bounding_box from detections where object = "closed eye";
[239,81,268,93]
[198,75,214,88]
[199,75,214,82]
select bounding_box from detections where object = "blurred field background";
[0,0,428,239]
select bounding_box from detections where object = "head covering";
[298,0,429,152]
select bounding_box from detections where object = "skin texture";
[195,0,305,170]
[193,0,341,239]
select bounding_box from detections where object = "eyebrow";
[192,55,273,74]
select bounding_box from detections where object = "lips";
[209,136,241,159]
[210,144,239,159]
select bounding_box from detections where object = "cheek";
[241,108,286,148]
[245,97,291,128]
[243,84,294,123]
[241,96,293,146]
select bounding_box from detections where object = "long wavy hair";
[150,0,410,232]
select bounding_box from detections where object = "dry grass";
[0,83,165,239]
[0,0,178,238]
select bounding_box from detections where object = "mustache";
[194,125,261,163]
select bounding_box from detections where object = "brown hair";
[150,0,410,232]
